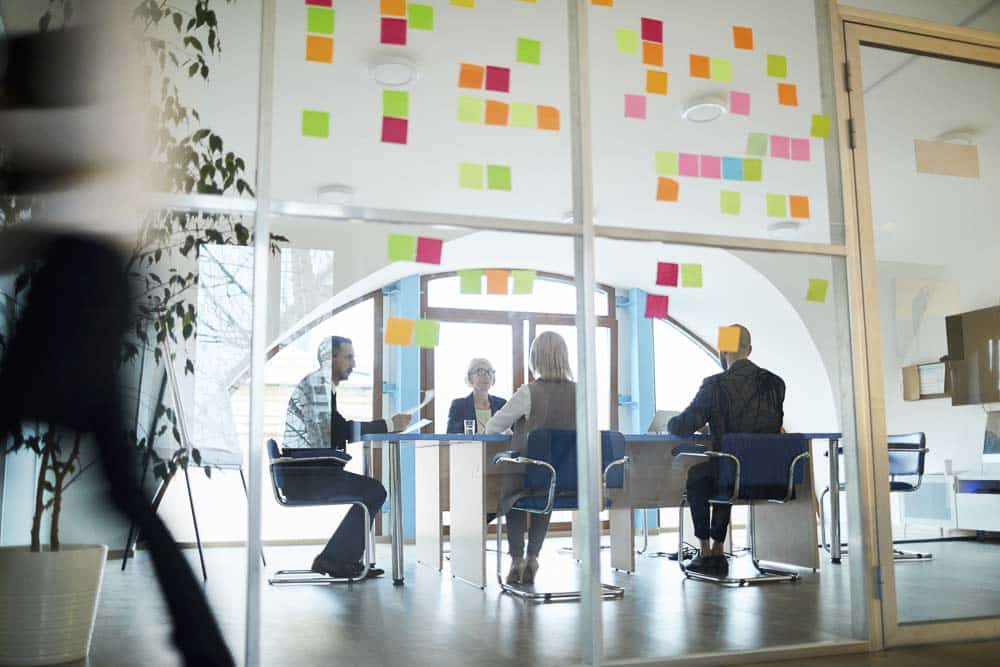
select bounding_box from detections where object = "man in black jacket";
[668,324,785,573]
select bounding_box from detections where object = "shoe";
[364,565,385,579]
[708,555,729,573]
[522,557,539,585]
[506,557,526,584]
[311,556,364,579]
[685,555,717,574]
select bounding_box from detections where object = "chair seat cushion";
[279,494,366,508]
[512,491,579,512]
[890,480,916,492]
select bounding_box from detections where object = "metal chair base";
[893,548,933,562]
[268,564,370,585]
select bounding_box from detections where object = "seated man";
[668,324,785,574]
[283,336,409,579]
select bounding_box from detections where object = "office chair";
[675,433,811,586]
[492,429,629,602]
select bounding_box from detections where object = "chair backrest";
[887,432,926,477]
[717,433,809,501]
[522,429,627,491]
[267,439,281,461]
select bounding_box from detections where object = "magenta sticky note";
[485,66,510,93]
[381,17,407,45]
[645,294,669,319]
[656,262,678,287]
[700,155,721,179]
[791,137,811,161]
[641,17,663,43]
[770,135,790,159]
[624,94,646,119]
[729,91,750,116]
[678,153,699,177]
[381,116,408,144]
[416,237,443,264]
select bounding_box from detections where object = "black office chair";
[265,439,375,584]
[675,433,811,586]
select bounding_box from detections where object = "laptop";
[646,410,680,435]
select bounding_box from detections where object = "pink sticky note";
[645,294,669,319]
[770,135,790,159]
[624,94,647,119]
[485,66,510,93]
[700,155,721,179]
[729,91,750,116]
[416,237,443,264]
[641,17,663,43]
[678,153,699,177]
[381,17,407,45]
[656,262,678,287]
[381,116,408,144]
[791,137,811,161]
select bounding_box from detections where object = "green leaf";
[191,448,201,465]
[172,12,182,32]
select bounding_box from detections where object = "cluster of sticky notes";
[745,133,811,161]
[302,109,330,138]
[516,37,541,65]
[644,262,703,318]
[733,26,754,50]
[387,234,443,264]
[806,278,829,303]
[382,90,409,144]
[305,0,334,64]
[656,151,763,183]
[619,18,666,118]
[718,325,742,353]
[385,317,440,348]
[457,96,559,130]
[690,54,732,82]
[729,91,750,116]
[765,193,811,219]
[459,163,512,191]
[458,268,536,295]
[380,0,433,46]
[459,63,510,92]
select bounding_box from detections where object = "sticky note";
[485,66,510,93]
[511,103,535,128]
[766,193,787,218]
[306,35,334,63]
[457,95,484,123]
[381,17,406,45]
[681,263,702,288]
[381,0,406,17]
[646,70,668,95]
[791,138,811,161]
[645,294,669,319]
[385,318,415,346]
[387,234,417,261]
[700,155,721,179]
[767,54,787,78]
[485,269,510,294]
[383,90,409,119]
[746,133,768,156]
[710,58,732,82]
[656,177,679,202]
[408,4,434,30]
[777,83,798,106]
[487,164,512,191]
[459,162,484,189]
[307,7,335,34]
[689,54,710,79]
[624,94,646,119]
[537,105,560,131]
[451,0,474,6]
[485,100,509,126]
[641,17,663,43]
[306,0,332,5]
[592,0,614,5]
[807,278,829,303]
[811,114,832,138]
[720,190,740,215]
[642,41,663,67]
[381,116,408,144]
[770,135,790,159]
[416,237,443,264]
[459,269,483,294]
[512,269,537,294]
[678,153,699,177]
[733,26,753,50]
[729,91,750,116]
[789,194,810,219]
[743,158,762,181]
[718,326,741,352]
[458,63,484,89]
[616,29,639,54]
[301,110,329,138]
[722,157,743,181]
[517,37,541,64]
[656,262,678,287]
[655,151,678,176]
[414,319,440,348]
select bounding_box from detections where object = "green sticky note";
[459,269,483,294]
[767,53,787,78]
[811,114,832,138]
[487,164,512,191]
[459,162,484,189]
[616,29,639,54]
[511,102,536,128]
[512,269,537,294]
[655,151,679,176]
[383,90,409,119]
[746,133,768,156]
[414,319,440,348]
[720,190,740,215]
[457,95,484,123]
[807,278,829,303]
[301,110,329,138]
[681,263,703,288]
[766,193,787,217]
[710,58,732,82]
[517,37,541,65]
[742,158,762,182]
[307,7,334,34]
[408,3,434,30]
[387,234,417,261]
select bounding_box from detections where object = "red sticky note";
[485,66,510,93]
[641,17,663,43]
[416,237,443,264]
[381,116,408,144]
[381,17,407,45]
[306,0,333,5]
[645,294,669,318]
[656,262,678,287]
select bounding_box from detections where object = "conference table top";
[362,432,843,442]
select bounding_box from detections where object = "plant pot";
[0,544,107,666]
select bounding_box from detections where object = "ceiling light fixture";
[680,94,728,123]
[370,55,419,88]
[766,221,802,236]
[316,184,355,204]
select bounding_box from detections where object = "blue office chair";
[675,433,811,586]
[265,439,374,585]
[491,429,628,602]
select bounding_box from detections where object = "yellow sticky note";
[385,317,415,346]
[807,278,829,303]
[718,326,741,353]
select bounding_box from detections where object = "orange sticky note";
[485,269,510,295]
[306,35,334,63]
[485,100,509,126]
[718,326,741,353]
[689,54,710,79]
[458,63,484,89]
[777,83,798,106]
[537,105,560,131]
[592,0,614,5]
[381,0,407,17]
[646,69,668,95]
[789,195,810,219]
[656,177,679,202]
[733,26,753,50]
[642,41,664,67]
[385,317,415,346]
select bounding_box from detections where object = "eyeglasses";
[471,368,495,377]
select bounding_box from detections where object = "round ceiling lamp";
[680,94,728,123]
[766,221,802,236]
[316,184,355,204]
[370,55,419,87]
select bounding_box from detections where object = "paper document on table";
[403,390,434,416]
[401,418,431,435]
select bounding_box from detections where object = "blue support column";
[393,275,420,540]
[627,288,658,528]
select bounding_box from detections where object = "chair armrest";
[492,450,521,465]
[494,455,558,515]
[281,448,352,463]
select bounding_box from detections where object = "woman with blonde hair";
[446,358,506,434]
[486,331,576,585]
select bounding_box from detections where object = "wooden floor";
[747,640,1000,667]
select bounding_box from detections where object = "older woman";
[486,331,576,585]
[446,358,507,434]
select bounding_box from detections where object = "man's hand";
[390,413,411,432]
